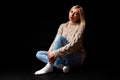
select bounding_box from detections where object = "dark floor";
[0,55,119,80]
[0,62,118,80]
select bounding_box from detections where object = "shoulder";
[59,22,68,28]
[59,23,66,27]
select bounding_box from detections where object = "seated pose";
[34,5,86,75]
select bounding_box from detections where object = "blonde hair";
[67,5,86,28]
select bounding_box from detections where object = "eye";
[70,10,73,13]
[75,13,78,16]
[74,12,79,16]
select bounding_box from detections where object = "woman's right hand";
[48,51,55,63]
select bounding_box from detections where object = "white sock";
[34,63,53,75]
[57,63,69,73]
[63,66,69,73]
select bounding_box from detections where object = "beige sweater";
[48,21,86,63]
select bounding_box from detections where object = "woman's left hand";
[48,51,55,63]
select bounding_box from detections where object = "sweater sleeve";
[48,24,63,52]
[53,24,85,57]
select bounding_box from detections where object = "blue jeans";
[36,36,81,68]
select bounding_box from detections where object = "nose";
[71,13,74,16]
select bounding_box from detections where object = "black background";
[4,0,116,74]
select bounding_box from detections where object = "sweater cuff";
[53,50,59,58]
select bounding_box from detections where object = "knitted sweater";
[48,21,86,63]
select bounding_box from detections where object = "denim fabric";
[36,35,81,68]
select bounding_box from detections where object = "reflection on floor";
[0,64,117,80]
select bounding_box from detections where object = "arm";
[48,23,63,52]
[47,24,64,62]
[53,7,86,57]
[53,24,85,57]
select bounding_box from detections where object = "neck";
[68,21,79,25]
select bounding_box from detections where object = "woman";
[34,5,86,75]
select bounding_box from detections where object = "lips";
[70,16,73,19]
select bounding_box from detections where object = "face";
[69,8,80,23]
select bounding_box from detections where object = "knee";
[36,51,42,58]
[54,36,62,43]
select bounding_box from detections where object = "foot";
[63,66,69,73]
[34,63,53,75]
[57,63,69,73]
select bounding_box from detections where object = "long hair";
[66,5,86,29]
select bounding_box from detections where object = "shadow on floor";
[0,64,116,80]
